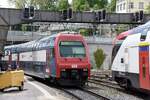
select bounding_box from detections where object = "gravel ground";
[87,82,149,100]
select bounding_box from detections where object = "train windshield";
[59,41,86,58]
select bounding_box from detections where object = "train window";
[59,41,86,58]
[111,44,121,63]
[140,28,149,41]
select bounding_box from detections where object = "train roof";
[116,21,150,40]
[4,31,81,53]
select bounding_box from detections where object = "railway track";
[28,76,110,100]
[89,77,147,99]
[89,78,122,90]
[79,87,110,100]
[61,87,110,100]
[60,88,83,100]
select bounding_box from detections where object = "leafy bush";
[94,48,106,69]
[79,29,89,36]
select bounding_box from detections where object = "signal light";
[139,10,144,21]
[102,9,106,20]
[23,6,35,19]
[96,9,106,21]
[68,8,73,19]
[98,11,101,21]
[29,6,34,18]
[135,12,139,22]
[134,11,144,22]
[62,8,73,20]
[62,9,67,20]
[23,8,29,18]
[95,12,98,21]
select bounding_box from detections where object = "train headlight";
[46,68,49,73]
[83,68,88,71]
[61,69,66,71]
[61,69,67,78]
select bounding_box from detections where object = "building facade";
[116,0,150,13]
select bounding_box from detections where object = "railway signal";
[29,6,34,18]
[62,9,68,20]
[135,12,139,22]
[23,8,29,18]
[98,11,102,21]
[23,6,35,19]
[62,8,73,20]
[102,9,106,20]
[95,9,106,21]
[139,10,144,21]
[68,8,73,19]
[134,10,144,22]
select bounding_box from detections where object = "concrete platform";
[0,76,70,100]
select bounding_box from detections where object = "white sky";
[0,0,15,8]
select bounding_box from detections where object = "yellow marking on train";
[138,42,150,46]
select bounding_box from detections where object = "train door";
[49,48,56,77]
[139,45,150,90]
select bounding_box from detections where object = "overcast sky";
[0,0,15,8]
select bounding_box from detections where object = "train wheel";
[118,78,131,90]
[80,81,86,87]
[124,79,131,90]
[19,82,24,91]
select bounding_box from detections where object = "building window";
[129,2,134,9]
[139,2,144,9]
[120,4,122,10]
[117,5,119,11]
[123,3,126,10]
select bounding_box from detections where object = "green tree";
[107,0,116,12]
[10,0,58,11]
[94,48,106,69]
[72,0,90,11]
[57,0,69,11]
[146,4,150,14]
[93,4,99,10]
[80,1,90,11]
[37,0,58,11]
[79,29,89,36]
[88,0,108,10]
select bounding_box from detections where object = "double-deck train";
[1,32,91,86]
[111,21,150,93]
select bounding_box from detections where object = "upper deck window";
[140,28,149,41]
[59,41,86,58]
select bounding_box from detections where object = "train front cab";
[55,34,91,86]
[139,42,150,92]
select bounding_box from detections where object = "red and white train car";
[112,21,150,93]
[1,32,91,86]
